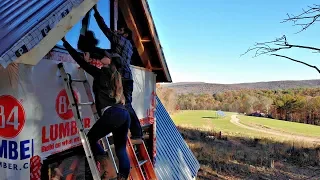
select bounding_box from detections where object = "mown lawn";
[171,110,320,144]
[239,115,320,137]
[171,110,280,139]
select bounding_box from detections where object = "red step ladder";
[127,139,157,180]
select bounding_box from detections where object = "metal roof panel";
[0,0,95,68]
[0,0,65,58]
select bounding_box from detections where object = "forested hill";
[162,79,320,94]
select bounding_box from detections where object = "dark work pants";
[123,79,143,139]
[86,107,131,179]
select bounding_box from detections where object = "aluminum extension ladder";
[57,63,118,180]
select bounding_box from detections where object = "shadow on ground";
[202,116,220,119]
[177,126,320,180]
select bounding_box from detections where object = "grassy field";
[239,115,320,137]
[172,111,289,141]
[172,110,320,179]
[172,110,320,145]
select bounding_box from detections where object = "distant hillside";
[162,79,320,94]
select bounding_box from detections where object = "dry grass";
[178,126,320,180]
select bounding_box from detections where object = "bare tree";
[282,4,320,33]
[242,4,320,73]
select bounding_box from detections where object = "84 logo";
[55,89,81,120]
[0,95,26,138]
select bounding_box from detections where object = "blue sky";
[58,1,112,49]
[63,0,320,84]
[147,0,320,84]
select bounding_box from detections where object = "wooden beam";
[151,67,163,71]
[110,0,118,31]
[119,0,152,69]
[141,37,151,43]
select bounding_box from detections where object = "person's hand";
[84,52,91,62]
[93,4,98,11]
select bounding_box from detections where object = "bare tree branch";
[281,4,320,33]
[241,35,320,57]
[242,4,320,74]
[271,54,320,74]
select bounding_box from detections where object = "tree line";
[157,85,320,125]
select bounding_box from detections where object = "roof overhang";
[0,0,172,83]
[119,0,172,82]
[0,0,99,68]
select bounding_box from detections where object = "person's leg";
[112,108,131,178]
[123,80,143,139]
[126,103,143,139]
[85,110,116,179]
[87,117,113,157]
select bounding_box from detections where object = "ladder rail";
[100,137,119,173]
[127,140,145,180]
[138,142,157,179]
[78,67,119,174]
[58,63,101,180]
[127,139,158,180]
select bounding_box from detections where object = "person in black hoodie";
[62,37,130,180]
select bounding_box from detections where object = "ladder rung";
[141,124,152,130]
[71,79,87,82]
[131,139,144,145]
[75,102,94,106]
[143,134,150,139]
[138,160,148,167]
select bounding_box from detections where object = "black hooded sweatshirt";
[63,41,125,117]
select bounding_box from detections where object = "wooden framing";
[117,0,171,82]
[118,0,152,70]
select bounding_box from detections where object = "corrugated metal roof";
[155,96,200,180]
[0,0,85,68]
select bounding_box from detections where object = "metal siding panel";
[155,96,200,180]
[156,98,199,173]
[156,118,185,179]
[156,106,193,179]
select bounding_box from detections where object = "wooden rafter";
[119,0,152,69]
[141,37,151,43]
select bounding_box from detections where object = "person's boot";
[116,173,128,180]
[96,154,117,179]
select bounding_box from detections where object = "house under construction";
[0,0,200,179]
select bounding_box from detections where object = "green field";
[171,110,320,141]
[172,110,279,139]
[239,115,320,137]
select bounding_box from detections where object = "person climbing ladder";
[62,37,131,180]
[92,4,144,143]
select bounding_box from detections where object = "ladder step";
[131,139,144,145]
[138,160,148,167]
[143,134,150,139]
[75,102,94,106]
[141,124,152,130]
[71,79,87,82]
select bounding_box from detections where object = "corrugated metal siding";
[0,0,84,68]
[155,96,200,180]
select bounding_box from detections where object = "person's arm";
[112,54,126,69]
[93,5,116,42]
[62,37,100,77]
[80,10,91,35]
